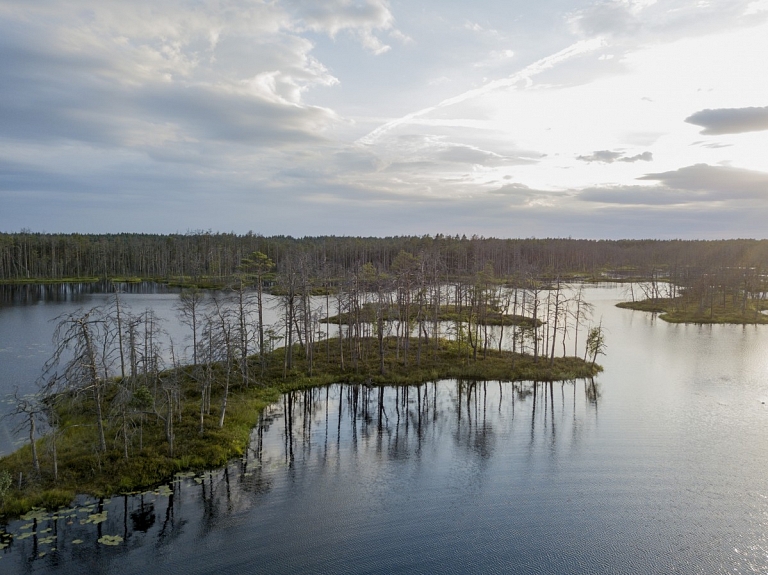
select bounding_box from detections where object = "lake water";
[1,284,768,574]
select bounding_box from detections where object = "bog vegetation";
[0,250,603,518]
[3,231,767,517]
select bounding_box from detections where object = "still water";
[1,284,768,574]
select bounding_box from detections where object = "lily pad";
[21,508,47,521]
[97,534,123,546]
[156,485,173,497]
[87,511,108,524]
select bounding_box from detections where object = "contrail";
[357,37,606,146]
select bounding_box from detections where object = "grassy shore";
[0,337,599,519]
[617,297,768,324]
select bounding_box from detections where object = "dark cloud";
[638,164,768,198]
[578,164,768,206]
[685,106,768,135]
[0,5,340,151]
[578,185,706,205]
[576,150,652,163]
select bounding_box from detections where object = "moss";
[0,337,599,520]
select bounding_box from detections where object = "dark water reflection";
[1,380,608,574]
[0,281,177,307]
[2,285,768,574]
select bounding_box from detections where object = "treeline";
[4,232,768,281]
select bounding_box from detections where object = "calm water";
[1,284,768,574]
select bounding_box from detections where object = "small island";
[0,332,601,519]
[617,291,768,324]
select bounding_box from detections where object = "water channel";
[1,283,767,573]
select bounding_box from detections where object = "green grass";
[0,337,599,519]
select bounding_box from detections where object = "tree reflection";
[1,378,601,573]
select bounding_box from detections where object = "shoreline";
[616,298,768,324]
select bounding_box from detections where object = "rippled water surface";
[1,284,768,574]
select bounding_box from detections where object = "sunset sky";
[2,0,768,238]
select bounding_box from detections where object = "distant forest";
[2,232,768,282]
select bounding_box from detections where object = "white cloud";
[3,0,768,238]
[289,0,397,54]
[577,150,653,163]
[685,106,768,135]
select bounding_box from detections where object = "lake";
[1,283,767,574]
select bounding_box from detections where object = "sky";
[1,0,768,239]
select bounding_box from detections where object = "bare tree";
[45,306,116,452]
[239,251,274,376]
[7,388,44,476]
[176,288,204,366]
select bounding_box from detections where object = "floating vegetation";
[21,508,47,521]
[16,532,33,540]
[87,511,108,524]
[71,539,83,545]
[156,485,172,497]
[97,534,123,546]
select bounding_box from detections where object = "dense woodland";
[3,232,768,283]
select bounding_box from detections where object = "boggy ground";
[0,337,600,519]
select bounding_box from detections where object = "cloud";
[569,0,764,44]
[576,150,653,163]
[358,37,606,145]
[0,2,342,150]
[436,145,507,166]
[684,106,768,135]
[638,163,768,197]
[289,0,397,54]
[488,183,567,206]
[570,0,644,37]
[578,185,707,205]
[579,164,768,205]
